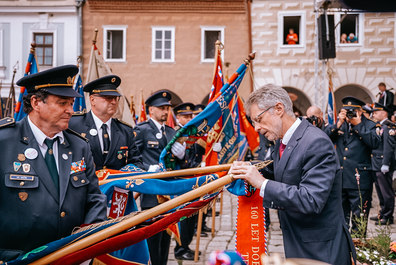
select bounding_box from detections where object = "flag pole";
[98,163,233,185]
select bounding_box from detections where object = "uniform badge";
[390,129,395,136]
[70,157,86,174]
[90,129,98,136]
[18,154,26,162]
[117,154,123,160]
[62,154,68,160]
[13,162,22,172]
[24,148,38,160]
[162,92,167,97]
[111,77,116,83]
[22,163,30,173]
[18,192,28,202]
[81,133,86,138]
[156,133,162,139]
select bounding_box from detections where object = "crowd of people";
[0,63,395,265]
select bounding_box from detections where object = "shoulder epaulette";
[376,123,382,127]
[114,118,133,129]
[65,128,89,142]
[136,120,149,127]
[0,117,15,128]
[165,124,174,130]
[72,110,86,116]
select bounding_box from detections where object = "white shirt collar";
[150,118,165,132]
[27,115,64,147]
[380,118,387,125]
[91,111,112,131]
[281,118,301,145]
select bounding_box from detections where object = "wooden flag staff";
[30,160,272,265]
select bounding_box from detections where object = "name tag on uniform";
[147,141,159,148]
[9,174,35,181]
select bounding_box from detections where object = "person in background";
[0,65,107,262]
[286,28,298,45]
[341,33,348,43]
[377,82,394,115]
[69,75,144,170]
[370,103,396,225]
[306,105,325,130]
[347,33,358,43]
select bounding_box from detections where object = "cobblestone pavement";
[166,187,396,265]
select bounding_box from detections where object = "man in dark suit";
[325,97,380,234]
[370,103,396,225]
[133,90,186,265]
[69,75,143,170]
[229,84,356,265]
[377,82,394,114]
[0,65,107,262]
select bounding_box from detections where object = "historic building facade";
[81,0,253,107]
[251,0,396,115]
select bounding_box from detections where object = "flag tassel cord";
[30,160,272,265]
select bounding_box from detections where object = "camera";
[306,115,319,125]
[346,109,357,119]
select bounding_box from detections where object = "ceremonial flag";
[166,107,175,128]
[72,74,86,112]
[138,91,147,123]
[86,37,135,126]
[159,60,249,170]
[14,44,39,121]
[327,71,336,125]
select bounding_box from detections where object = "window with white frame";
[337,13,362,45]
[34,33,54,66]
[278,11,305,47]
[152,27,175,62]
[201,27,224,62]
[103,26,127,62]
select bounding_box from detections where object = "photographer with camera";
[325,96,380,234]
[306,105,325,130]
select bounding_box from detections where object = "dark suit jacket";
[134,119,176,209]
[69,111,144,170]
[0,118,107,257]
[325,116,380,189]
[378,90,394,110]
[263,119,356,264]
[371,120,396,172]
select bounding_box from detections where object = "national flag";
[327,71,336,125]
[14,44,39,121]
[159,60,248,170]
[86,38,135,126]
[72,74,86,112]
[166,107,175,128]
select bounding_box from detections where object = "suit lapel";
[58,135,72,206]
[86,112,104,166]
[104,120,120,164]
[20,119,59,202]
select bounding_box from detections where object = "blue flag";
[14,51,38,121]
[72,74,86,112]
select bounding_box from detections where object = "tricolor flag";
[327,72,336,125]
[14,44,39,121]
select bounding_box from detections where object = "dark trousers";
[375,171,395,220]
[342,188,372,233]
[174,215,196,255]
[146,230,171,265]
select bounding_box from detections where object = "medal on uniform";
[13,162,22,172]
[24,148,38,160]
[62,154,68,160]
[18,154,26,162]
[81,133,86,138]
[117,153,123,160]
[90,129,98,136]
[22,163,30,173]
[18,192,28,202]
[156,133,162,139]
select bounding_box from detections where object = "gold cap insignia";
[348,101,352,105]
[111,77,116,83]
[186,106,190,110]
[67,76,72,85]
[162,92,167,97]
[19,192,28,202]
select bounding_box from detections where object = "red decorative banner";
[109,187,129,219]
[236,186,267,265]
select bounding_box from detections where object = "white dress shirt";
[91,111,112,153]
[150,118,166,132]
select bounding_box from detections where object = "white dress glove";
[171,142,186,160]
[213,142,222,152]
[381,165,389,174]
[148,164,160,172]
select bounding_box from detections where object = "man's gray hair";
[245,84,295,117]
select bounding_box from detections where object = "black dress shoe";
[207,210,220,217]
[187,248,201,255]
[375,218,394,225]
[202,225,212,232]
[175,251,195,260]
[195,231,208,237]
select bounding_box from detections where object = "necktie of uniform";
[279,143,286,159]
[101,123,110,157]
[44,138,59,193]
[161,126,167,144]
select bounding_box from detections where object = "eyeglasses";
[252,106,273,125]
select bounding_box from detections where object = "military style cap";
[341,96,365,110]
[372,102,391,114]
[145,90,172,107]
[194,104,206,114]
[362,104,373,114]
[174,102,195,115]
[84,75,121,96]
[16,65,81,98]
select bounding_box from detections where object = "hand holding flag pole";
[30,160,272,265]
